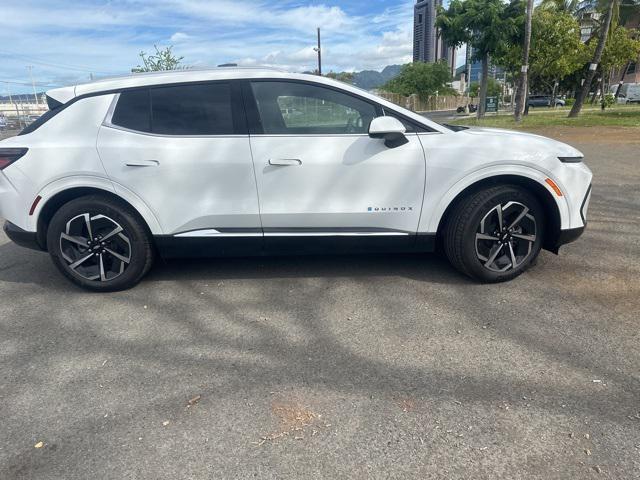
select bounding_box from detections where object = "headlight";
[558,156,583,163]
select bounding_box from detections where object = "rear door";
[244,80,427,252]
[97,82,262,250]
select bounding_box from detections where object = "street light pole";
[27,66,40,108]
[316,27,322,76]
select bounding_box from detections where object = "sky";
[0,0,466,95]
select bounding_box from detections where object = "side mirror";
[368,116,408,148]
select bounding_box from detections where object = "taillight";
[0,148,28,170]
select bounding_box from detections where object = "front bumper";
[550,183,590,253]
[553,226,585,251]
[3,221,44,251]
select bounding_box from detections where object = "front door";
[245,80,426,252]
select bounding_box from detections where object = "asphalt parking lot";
[0,127,638,479]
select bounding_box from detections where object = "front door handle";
[268,158,302,166]
[125,160,160,167]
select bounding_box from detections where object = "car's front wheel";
[46,195,154,291]
[444,185,544,283]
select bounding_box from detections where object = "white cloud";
[170,32,191,43]
[1,0,420,92]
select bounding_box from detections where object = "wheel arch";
[35,186,159,250]
[435,174,563,254]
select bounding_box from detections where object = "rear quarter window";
[111,90,151,133]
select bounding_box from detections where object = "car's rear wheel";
[444,185,544,282]
[47,195,154,291]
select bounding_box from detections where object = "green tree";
[539,0,594,19]
[539,0,582,14]
[495,8,589,106]
[601,26,640,74]
[437,0,520,117]
[325,71,355,84]
[469,78,503,98]
[611,1,640,98]
[132,45,184,73]
[530,11,589,99]
[601,26,640,106]
[382,61,456,100]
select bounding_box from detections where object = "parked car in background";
[5,117,21,130]
[0,68,592,290]
[610,83,640,104]
[20,115,36,126]
[6,115,36,129]
[528,95,565,108]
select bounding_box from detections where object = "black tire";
[46,195,154,291]
[444,185,544,283]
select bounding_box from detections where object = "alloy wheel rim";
[59,213,132,281]
[475,201,537,273]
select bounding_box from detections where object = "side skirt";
[154,231,437,259]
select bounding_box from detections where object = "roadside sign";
[485,96,498,113]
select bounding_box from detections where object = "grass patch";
[450,105,640,129]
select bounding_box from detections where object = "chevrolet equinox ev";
[0,68,592,291]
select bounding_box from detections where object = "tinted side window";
[112,90,151,132]
[151,83,234,135]
[251,81,377,135]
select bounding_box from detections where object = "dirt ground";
[531,126,640,144]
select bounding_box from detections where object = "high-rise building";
[464,47,504,84]
[413,0,455,70]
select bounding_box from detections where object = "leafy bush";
[469,78,503,99]
[603,94,616,109]
[564,98,575,107]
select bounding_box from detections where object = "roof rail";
[88,65,288,84]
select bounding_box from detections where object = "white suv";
[0,68,592,291]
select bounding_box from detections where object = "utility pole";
[569,0,615,117]
[314,28,322,76]
[464,44,472,114]
[26,65,40,108]
[4,82,20,121]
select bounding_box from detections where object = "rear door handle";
[125,160,160,167]
[268,158,302,166]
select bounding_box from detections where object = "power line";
[0,79,62,87]
[0,49,120,75]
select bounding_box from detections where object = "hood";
[461,126,584,159]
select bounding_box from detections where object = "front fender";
[420,164,570,233]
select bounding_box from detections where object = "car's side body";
[0,68,592,288]
[527,95,565,108]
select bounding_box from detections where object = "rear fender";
[29,176,163,234]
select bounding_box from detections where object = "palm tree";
[568,0,617,117]
[515,0,534,122]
